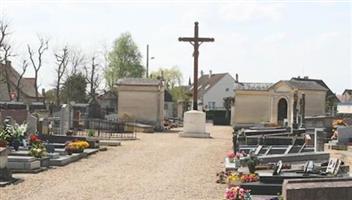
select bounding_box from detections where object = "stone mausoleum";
[231,78,329,129]
[115,78,164,130]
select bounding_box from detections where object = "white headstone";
[179,110,210,138]
[60,104,70,135]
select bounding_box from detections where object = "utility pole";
[146,44,149,78]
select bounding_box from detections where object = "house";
[0,61,44,103]
[231,78,329,129]
[191,71,235,110]
[336,89,352,114]
[342,89,352,102]
[115,78,164,129]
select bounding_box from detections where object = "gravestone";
[27,114,37,134]
[314,128,326,152]
[337,127,352,145]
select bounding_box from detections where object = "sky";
[0,0,351,94]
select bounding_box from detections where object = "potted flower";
[227,151,236,163]
[227,172,242,186]
[240,173,258,183]
[0,122,27,150]
[29,134,47,158]
[225,186,252,200]
[65,140,89,155]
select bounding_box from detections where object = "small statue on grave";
[246,150,260,174]
[232,130,238,153]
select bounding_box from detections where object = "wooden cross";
[179,22,214,110]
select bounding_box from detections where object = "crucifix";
[179,22,214,110]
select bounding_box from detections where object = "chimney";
[200,70,204,77]
[209,70,212,78]
[235,73,239,83]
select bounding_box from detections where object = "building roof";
[235,82,274,91]
[343,89,352,95]
[0,62,41,99]
[191,73,228,97]
[116,78,161,86]
[283,80,328,91]
[291,77,339,102]
[235,79,329,92]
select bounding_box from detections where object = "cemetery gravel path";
[1,125,232,200]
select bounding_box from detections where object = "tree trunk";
[35,70,39,101]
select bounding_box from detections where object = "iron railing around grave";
[73,119,137,139]
[47,117,137,140]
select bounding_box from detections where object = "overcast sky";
[1,0,351,94]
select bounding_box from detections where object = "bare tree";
[27,36,49,101]
[0,18,14,99]
[0,17,10,53]
[84,56,100,99]
[54,46,69,106]
[69,48,85,75]
[16,60,28,101]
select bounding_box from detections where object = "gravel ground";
[1,125,232,200]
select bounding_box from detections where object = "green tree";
[150,66,183,90]
[61,73,87,103]
[105,32,144,89]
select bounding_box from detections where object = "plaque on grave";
[326,158,338,174]
[303,160,314,174]
[273,160,283,175]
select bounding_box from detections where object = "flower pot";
[0,140,7,147]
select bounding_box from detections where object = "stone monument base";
[179,110,210,138]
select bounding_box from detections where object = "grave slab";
[283,177,352,200]
[257,152,329,164]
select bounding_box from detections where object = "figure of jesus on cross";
[179,22,214,110]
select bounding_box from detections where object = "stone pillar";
[179,110,210,138]
[314,128,326,152]
[292,91,299,130]
[300,93,306,128]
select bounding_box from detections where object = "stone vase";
[11,140,20,151]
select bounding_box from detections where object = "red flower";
[227,151,235,159]
[30,134,41,143]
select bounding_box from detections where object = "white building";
[191,71,235,111]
